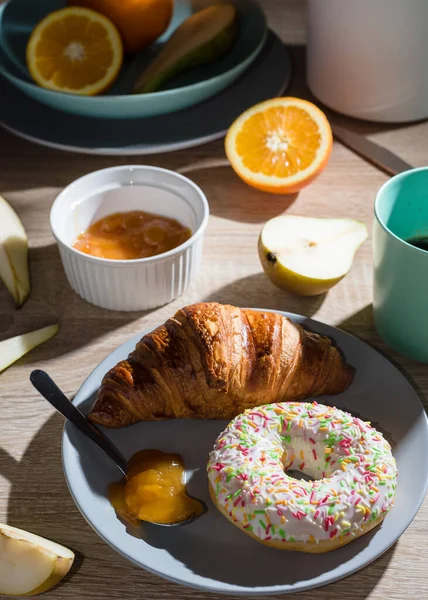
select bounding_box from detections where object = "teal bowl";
[0,0,267,119]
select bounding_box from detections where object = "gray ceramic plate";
[62,311,428,595]
[0,31,290,155]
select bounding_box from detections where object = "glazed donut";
[207,401,397,552]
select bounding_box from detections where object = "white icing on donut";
[207,402,397,545]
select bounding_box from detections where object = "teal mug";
[373,167,428,362]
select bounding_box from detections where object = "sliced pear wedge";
[0,523,74,596]
[259,215,368,296]
[0,195,30,308]
[0,325,59,374]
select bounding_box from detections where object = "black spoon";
[30,369,207,527]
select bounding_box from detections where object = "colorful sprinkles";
[207,402,397,546]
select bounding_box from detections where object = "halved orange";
[26,7,123,96]
[225,97,333,195]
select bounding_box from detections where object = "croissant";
[89,303,354,427]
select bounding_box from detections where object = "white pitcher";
[307,0,428,122]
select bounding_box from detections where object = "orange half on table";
[225,97,333,194]
[26,7,123,96]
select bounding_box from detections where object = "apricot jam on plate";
[73,210,192,260]
[109,449,203,525]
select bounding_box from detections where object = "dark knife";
[331,123,413,176]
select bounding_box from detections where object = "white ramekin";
[50,165,209,311]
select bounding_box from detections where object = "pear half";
[0,325,59,373]
[259,215,368,296]
[0,523,74,596]
[0,195,30,308]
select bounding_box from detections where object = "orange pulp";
[225,97,333,194]
[26,7,123,96]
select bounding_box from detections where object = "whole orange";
[68,0,173,54]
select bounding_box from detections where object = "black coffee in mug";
[406,236,428,252]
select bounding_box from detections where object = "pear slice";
[259,215,368,296]
[134,4,237,94]
[0,195,30,308]
[0,325,59,373]
[0,523,74,596]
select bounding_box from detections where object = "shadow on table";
[203,272,325,317]
[337,304,376,340]
[0,134,186,193]
[2,413,85,589]
[337,304,428,412]
[175,155,300,223]
[0,243,153,361]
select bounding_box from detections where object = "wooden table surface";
[1,1,428,598]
